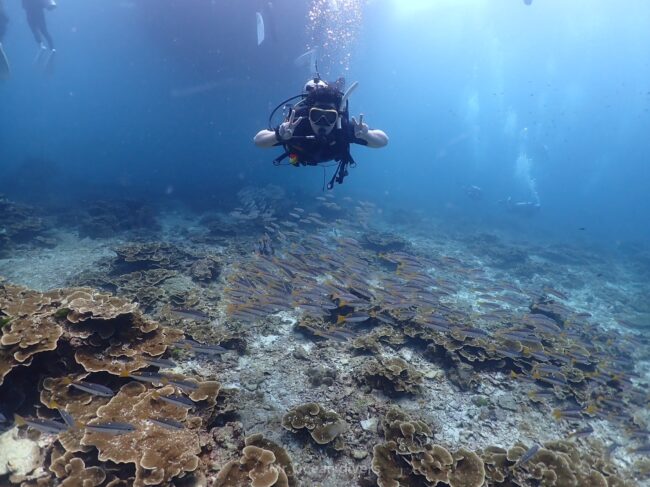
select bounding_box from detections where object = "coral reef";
[113,242,189,272]
[306,366,337,387]
[372,409,631,486]
[361,231,408,252]
[493,440,633,487]
[82,382,202,487]
[215,434,296,487]
[59,457,105,487]
[371,408,485,487]
[74,199,160,239]
[0,195,53,256]
[2,187,648,487]
[93,269,177,311]
[69,241,222,313]
[189,256,221,283]
[281,403,347,446]
[244,434,296,487]
[0,428,42,483]
[0,283,222,487]
[359,357,423,396]
[0,284,184,386]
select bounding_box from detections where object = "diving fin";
[256,12,265,46]
[44,49,56,76]
[34,43,48,66]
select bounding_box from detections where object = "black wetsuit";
[276,115,367,166]
[0,0,8,42]
[22,0,54,49]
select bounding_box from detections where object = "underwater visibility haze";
[0,1,650,486]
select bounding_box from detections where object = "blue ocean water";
[1,0,648,243]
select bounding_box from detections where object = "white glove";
[351,114,369,140]
[278,110,303,141]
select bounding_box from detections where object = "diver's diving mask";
[309,107,339,126]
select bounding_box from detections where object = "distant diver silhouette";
[23,0,55,49]
[22,0,56,72]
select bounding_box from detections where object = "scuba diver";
[502,196,541,216]
[254,76,388,189]
[22,0,55,52]
[464,185,483,201]
[0,0,9,79]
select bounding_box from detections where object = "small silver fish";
[604,443,620,461]
[537,375,568,388]
[14,414,68,435]
[420,321,451,333]
[527,389,555,401]
[629,444,650,455]
[533,364,563,375]
[155,393,196,409]
[453,326,489,339]
[164,376,199,392]
[57,408,76,428]
[552,407,584,421]
[69,380,114,398]
[516,444,540,466]
[568,425,594,438]
[336,312,370,324]
[143,356,177,369]
[85,422,136,435]
[128,371,169,385]
[627,428,650,440]
[174,339,227,356]
[494,347,522,360]
[321,328,358,342]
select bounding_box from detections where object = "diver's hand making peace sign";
[278,110,303,141]
[351,114,369,140]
